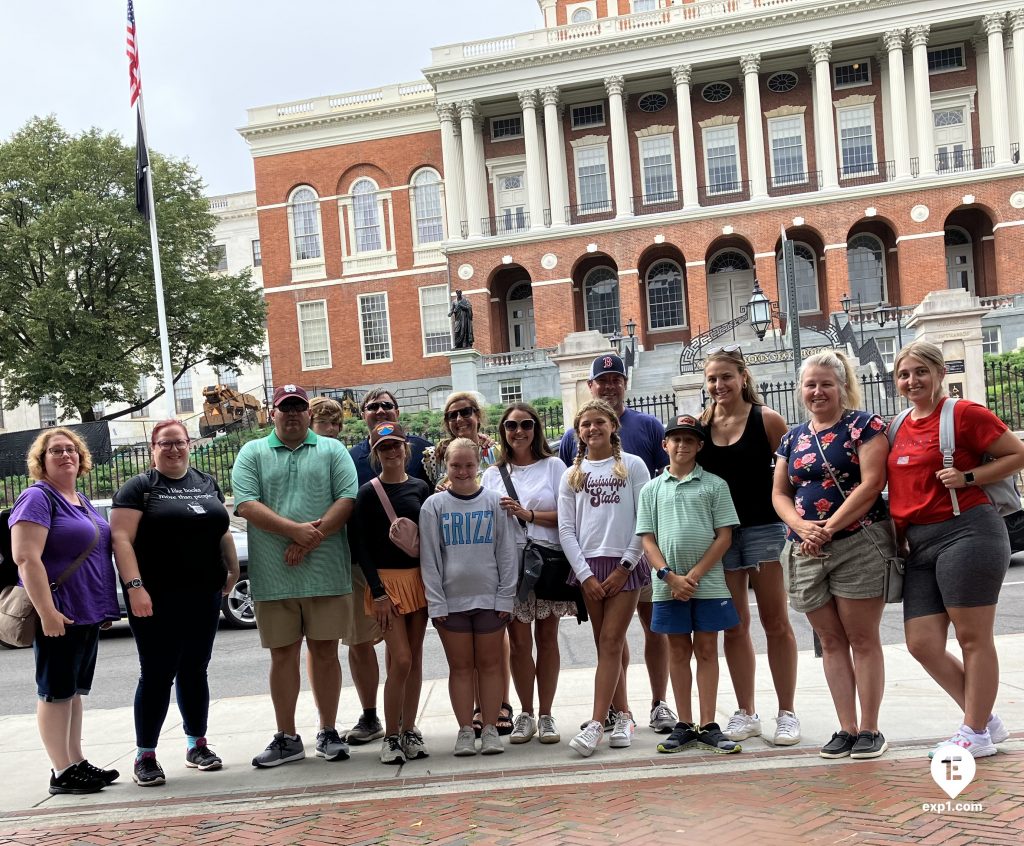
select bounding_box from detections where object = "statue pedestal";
[446,348,482,394]
[906,290,989,403]
[671,372,707,417]
[548,331,617,430]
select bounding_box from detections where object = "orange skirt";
[364,567,428,616]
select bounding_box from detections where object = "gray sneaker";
[252,732,305,768]
[649,700,678,734]
[453,725,477,757]
[315,727,350,761]
[480,724,504,755]
[401,728,429,760]
[345,715,385,745]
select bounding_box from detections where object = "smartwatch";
[125,578,144,590]
[619,559,638,572]
[656,567,672,581]
[963,471,975,486]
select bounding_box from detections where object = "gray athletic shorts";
[904,504,1009,621]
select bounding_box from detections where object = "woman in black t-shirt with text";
[110,420,240,787]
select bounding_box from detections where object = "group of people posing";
[10,340,1020,796]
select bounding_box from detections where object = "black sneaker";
[694,722,742,754]
[819,730,857,759]
[132,752,166,786]
[345,715,384,745]
[850,731,888,759]
[77,759,119,785]
[657,722,700,754]
[49,763,105,795]
[185,739,223,771]
[581,706,618,732]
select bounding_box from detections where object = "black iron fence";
[758,373,907,427]
[839,159,895,185]
[565,200,616,225]
[626,393,678,425]
[936,146,994,174]
[985,358,1024,430]
[697,179,751,207]
[768,170,822,197]
[631,192,685,215]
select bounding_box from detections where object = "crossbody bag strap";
[370,477,400,524]
[939,397,961,516]
[496,463,528,530]
[50,498,101,590]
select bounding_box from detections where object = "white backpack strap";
[887,408,912,446]
[939,398,961,516]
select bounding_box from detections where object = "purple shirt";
[9,482,119,626]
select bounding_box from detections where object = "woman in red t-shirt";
[888,341,1024,758]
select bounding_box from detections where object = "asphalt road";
[2,569,1022,717]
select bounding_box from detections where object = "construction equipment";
[198,385,268,437]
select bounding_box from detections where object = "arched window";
[584,267,620,334]
[290,187,321,261]
[776,242,819,312]
[571,8,593,23]
[847,234,887,304]
[707,251,751,274]
[411,169,444,245]
[351,178,383,252]
[646,261,686,329]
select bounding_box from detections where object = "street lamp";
[840,291,866,346]
[747,280,773,341]
[873,302,904,349]
[624,318,637,366]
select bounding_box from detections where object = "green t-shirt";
[231,429,358,601]
[635,465,738,601]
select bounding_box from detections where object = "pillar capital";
[671,64,693,86]
[540,86,561,108]
[982,12,1007,37]
[908,24,930,49]
[435,102,457,124]
[1011,9,1024,32]
[810,42,832,64]
[457,100,478,121]
[604,75,625,97]
[740,54,761,75]
[518,89,539,111]
[883,29,906,52]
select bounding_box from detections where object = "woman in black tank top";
[697,347,801,747]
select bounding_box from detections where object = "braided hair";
[567,399,624,491]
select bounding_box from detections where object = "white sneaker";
[537,714,560,744]
[569,720,604,757]
[649,700,678,734]
[723,710,762,741]
[510,712,537,744]
[453,725,477,757]
[772,710,801,746]
[988,713,1009,745]
[608,711,635,748]
[928,725,997,759]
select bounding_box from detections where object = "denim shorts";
[723,523,786,572]
[651,597,740,634]
[34,623,100,702]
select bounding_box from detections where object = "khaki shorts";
[638,582,653,604]
[782,520,892,614]
[342,566,383,646]
[254,594,350,649]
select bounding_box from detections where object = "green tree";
[0,116,265,421]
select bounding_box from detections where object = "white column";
[811,42,838,188]
[458,101,487,238]
[884,30,912,179]
[1013,11,1024,157]
[740,54,768,198]
[518,90,547,230]
[436,103,467,238]
[541,87,568,226]
[984,12,1012,164]
[604,75,634,218]
[909,25,935,177]
[672,64,700,208]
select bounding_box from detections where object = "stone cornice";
[698,114,741,129]
[240,100,437,142]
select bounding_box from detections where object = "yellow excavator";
[198,385,269,437]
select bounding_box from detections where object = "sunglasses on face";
[503,419,535,432]
[278,402,309,413]
[375,440,404,453]
[445,406,476,422]
[364,401,396,412]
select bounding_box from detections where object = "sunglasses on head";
[503,419,535,432]
[707,344,744,358]
[364,401,395,412]
[445,406,476,422]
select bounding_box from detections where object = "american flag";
[127,0,141,107]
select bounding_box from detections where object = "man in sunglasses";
[232,384,359,769]
[342,388,434,746]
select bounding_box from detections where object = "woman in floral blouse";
[771,351,893,761]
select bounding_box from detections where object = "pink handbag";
[370,478,420,557]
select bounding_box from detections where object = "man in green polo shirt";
[232,384,358,769]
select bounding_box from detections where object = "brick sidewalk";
[1,754,1021,846]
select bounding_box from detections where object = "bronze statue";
[449,289,474,349]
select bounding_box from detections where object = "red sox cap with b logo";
[589,353,626,380]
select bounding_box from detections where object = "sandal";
[472,708,483,738]
[496,702,515,736]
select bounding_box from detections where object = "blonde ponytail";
[610,434,628,481]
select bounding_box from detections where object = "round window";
[767,71,798,93]
[701,82,732,103]
[637,92,668,113]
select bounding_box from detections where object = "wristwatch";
[125,578,144,590]
[619,558,638,572]
[656,567,672,581]
[963,471,975,486]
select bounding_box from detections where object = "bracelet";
[373,595,389,602]
[529,509,535,523]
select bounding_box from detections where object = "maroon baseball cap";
[369,421,407,449]
[272,384,309,407]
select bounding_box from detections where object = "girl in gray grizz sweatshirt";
[419,438,518,755]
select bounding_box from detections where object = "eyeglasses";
[155,439,189,450]
[707,344,743,357]
[445,407,476,422]
[503,419,536,432]
[277,402,309,413]
[364,401,396,412]
[46,446,79,457]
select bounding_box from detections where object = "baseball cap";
[589,353,626,381]
[369,421,407,449]
[664,414,705,440]
[272,384,309,407]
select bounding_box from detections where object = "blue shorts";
[33,623,100,702]
[650,597,740,634]
[723,523,786,572]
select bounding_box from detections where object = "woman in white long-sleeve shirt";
[558,399,651,757]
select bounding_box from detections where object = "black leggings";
[126,589,221,748]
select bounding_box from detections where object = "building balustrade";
[697,180,751,207]
[839,160,896,186]
[935,146,995,174]
[480,348,556,369]
[631,192,685,215]
[767,170,822,197]
[565,200,616,226]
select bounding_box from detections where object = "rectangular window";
[768,116,807,185]
[208,244,228,272]
[838,106,876,176]
[876,337,896,370]
[490,116,523,140]
[262,355,274,405]
[130,376,148,419]
[982,326,1001,355]
[251,239,262,267]
[639,135,676,202]
[39,395,57,427]
[174,371,194,415]
[359,293,392,363]
[571,102,605,129]
[833,60,871,88]
[574,145,611,213]
[703,125,741,193]
[297,300,331,369]
[419,285,453,355]
[216,367,240,391]
[928,45,965,74]
[632,0,658,11]
[0,384,4,429]
[499,379,523,404]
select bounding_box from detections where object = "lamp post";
[840,291,866,346]
[873,302,904,350]
[625,318,637,368]
[747,280,773,341]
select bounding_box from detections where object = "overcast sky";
[1,1,543,196]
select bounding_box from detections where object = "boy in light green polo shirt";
[635,414,740,756]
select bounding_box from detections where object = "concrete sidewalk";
[1,634,1022,832]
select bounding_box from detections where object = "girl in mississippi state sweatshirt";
[419,437,518,757]
[558,399,651,758]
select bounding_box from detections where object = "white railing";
[329,90,384,108]
[981,294,1024,311]
[480,348,556,369]
[276,102,314,117]
[249,81,435,127]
